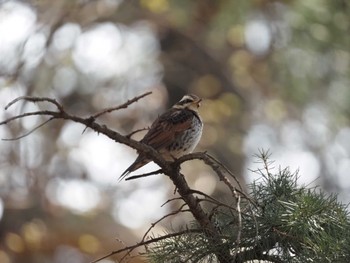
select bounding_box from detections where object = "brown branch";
[164,171,234,262]
[91,229,203,263]
[5,96,64,112]
[2,117,55,141]
[126,127,150,139]
[206,154,244,191]
[92,91,152,119]
[0,111,55,126]
[81,91,153,134]
[141,203,190,243]
[190,189,239,214]
[125,169,163,181]
[160,197,183,207]
[1,94,240,263]
[1,97,171,175]
[174,152,255,206]
[175,152,241,189]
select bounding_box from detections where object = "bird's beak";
[193,99,202,108]
[196,98,202,108]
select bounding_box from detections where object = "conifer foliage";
[147,152,350,263]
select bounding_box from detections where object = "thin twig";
[141,204,189,243]
[191,189,251,218]
[174,152,254,204]
[125,169,163,181]
[5,96,64,112]
[0,110,58,126]
[2,117,55,141]
[91,229,202,263]
[189,189,226,206]
[126,127,149,139]
[206,154,244,191]
[92,91,152,119]
[161,197,183,207]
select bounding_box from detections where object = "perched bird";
[119,94,203,181]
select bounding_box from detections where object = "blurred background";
[0,0,349,262]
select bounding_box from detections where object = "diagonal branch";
[1,96,172,174]
[0,110,59,126]
[91,229,203,263]
[125,169,163,181]
[92,91,152,119]
[141,203,190,243]
[2,117,55,141]
[126,127,150,139]
[174,152,255,205]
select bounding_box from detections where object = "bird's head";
[173,94,202,111]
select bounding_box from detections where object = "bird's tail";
[118,157,150,181]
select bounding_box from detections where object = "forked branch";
[1,92,246,263]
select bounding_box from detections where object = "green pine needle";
[147,150,350,262]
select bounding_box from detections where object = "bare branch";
[190,189,251,219]
[1,97,171,176]
[125,169,163,181]
[141,203,190,243]
[174,152,255,205]
[0,110,58,126]
[160,197,183,207]
[91,229,203,263]
[2,117,55,141]
[92,91,152,119]
[126,127,150,139]
[4,96,64,112]
[174,152,241,189]
[205,154,244,191]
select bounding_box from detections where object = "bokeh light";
[113,184,169,229]
[46,179,101,214]
[0,0,349,262]
[245,18,271,56]
[0,1,36,73]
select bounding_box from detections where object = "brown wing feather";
[141,108,193,150]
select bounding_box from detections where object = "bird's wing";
[141,109,194,150]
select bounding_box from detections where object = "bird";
[119,94,203,181]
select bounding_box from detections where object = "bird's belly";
[163,120,203,160]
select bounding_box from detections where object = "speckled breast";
[165,115,203,159]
